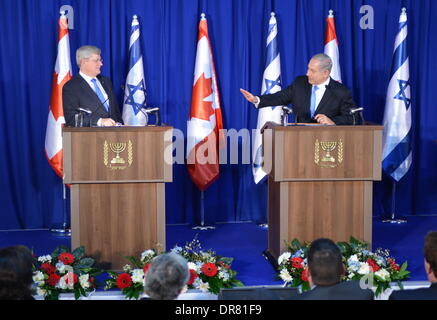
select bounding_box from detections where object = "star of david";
[264,76,281,94]
[264,76,281,111]
[124,80,147,115]
[394,79,411,110]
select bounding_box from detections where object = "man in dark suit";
[389,231,437,300]
[62,45,122,127]
[240,53,355,125]
[299,238,374,300]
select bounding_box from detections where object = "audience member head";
[424,231,437,282]
[0,245,35,300]
[144,252,189,300]
[307,238,344,287]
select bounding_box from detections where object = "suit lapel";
[315,78,333,115]
[77,74,103,112]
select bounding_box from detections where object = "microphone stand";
[192,190,215,230]
[381,180,407,224]
[50,182,71,236]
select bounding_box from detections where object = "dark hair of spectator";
[0,245,35,300]
[308,238,343,286]
[144,252,189,300]
[424,231,437,278]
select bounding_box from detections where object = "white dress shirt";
[79,72,109,126]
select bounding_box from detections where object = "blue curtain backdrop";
[1,0,436,229]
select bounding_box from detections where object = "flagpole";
[193,190,215,230]
[381,180,407,224]
[50,183,71,235]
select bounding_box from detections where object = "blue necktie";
[91,78,109,112]
[310,85,319,118]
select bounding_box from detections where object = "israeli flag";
[122,15,148,126]
[252,12,283,184]
[382,8,412,182]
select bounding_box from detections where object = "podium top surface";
[63,125,173,133]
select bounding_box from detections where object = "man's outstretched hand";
[240,88,258,104]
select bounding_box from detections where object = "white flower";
[279,269,293,283]
[141,250,155,261]
[170,246,182,254]
[197,280,210,293]
[375,268,390,281]
[348,255,359,263]
[36,287,47,296]
[38,255,52,263]
[131,269,145,284]
[195,262,203,271]
[79,274,90,289]
[188,262,199,273]
[218,270,230,282]
[358,263,371,275]
[56,276,68,290]
[33,271,45,285]
[278,252,291,266]
[123,264,132,272]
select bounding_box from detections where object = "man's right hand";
[240,88,258,104]
[101,118,117,126]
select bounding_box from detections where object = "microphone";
[143,107,160,113]
[281,106,293,126]
[77,107,92,114]
[350,107,364,114]
[350,107,365,125]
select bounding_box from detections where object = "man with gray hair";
[144,252,190,300]
[240,53,355,125]
[62,45,122,127]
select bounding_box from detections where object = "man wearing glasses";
[62,45,122,127]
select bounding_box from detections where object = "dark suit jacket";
[298,280,374,300]
[389,282,437,300]
[62,74,122,127]
[258,76,355,125]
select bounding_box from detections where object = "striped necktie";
[310,85,319,118]
[91,78,109,112]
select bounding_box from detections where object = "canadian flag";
[324,10,342,82]
[44,11,72,178]
[187,14,224,191]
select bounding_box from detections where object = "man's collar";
[314,77,331,88]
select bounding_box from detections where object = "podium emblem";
[314,139,343,168]
[103,140,133,170]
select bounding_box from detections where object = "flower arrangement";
[277,237,410,297]
[33,246,102,300]
[104,239,244,299]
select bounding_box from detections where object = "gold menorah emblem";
[315,139,343,168]
[103,140,133,170]
[110,142,126,164]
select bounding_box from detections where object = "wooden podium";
[262,123,383,260]
[63,126,172,270]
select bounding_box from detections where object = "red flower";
[201,263,218,277]
[291,257,304,269]
[367,258,380,272]
[64,272,79,286]
[47,273,61,286]
[388,258,400,271]
[89,277,96,288]
[41,262,56,274]
[58,253,75,265]
[143,263,151,275]
[187,269,198,285]
[301,268,309,282]
[116,273,133,289]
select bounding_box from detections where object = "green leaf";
[72,247,85,261]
